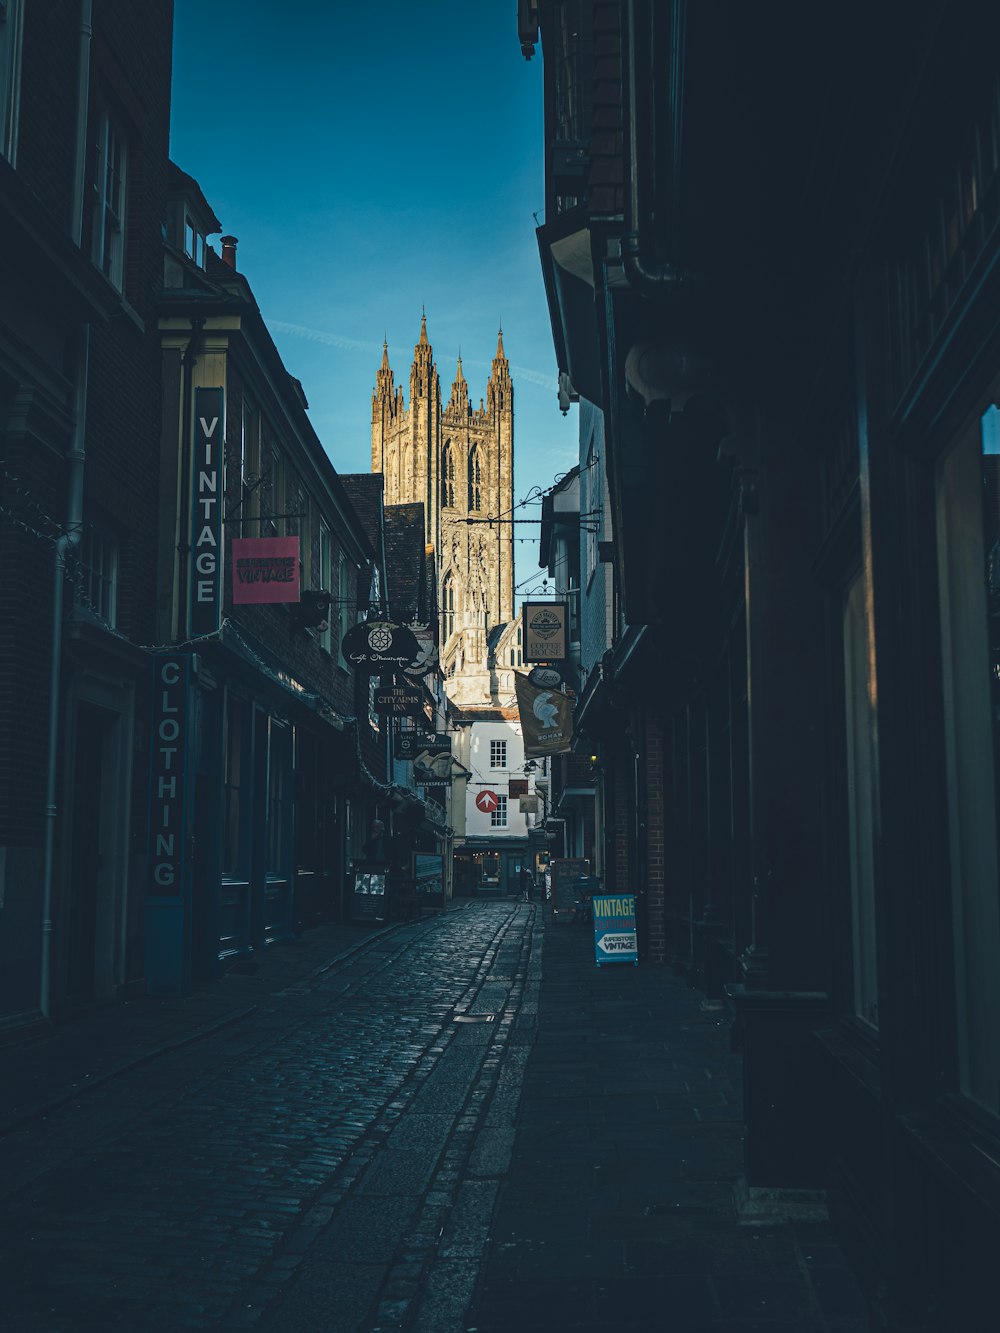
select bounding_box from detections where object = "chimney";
[220,235,238,269]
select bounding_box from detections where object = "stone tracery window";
[442,442,455,508]
[468,446,482,511]
[442,571,455,641]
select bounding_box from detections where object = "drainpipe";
[621,0,701,300]
[70,0,93,247]
[40,325,90,1020]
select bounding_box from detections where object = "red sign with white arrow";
[475,789,500,813]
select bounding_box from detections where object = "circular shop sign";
[475,789,500,813]
[340,621,420,672]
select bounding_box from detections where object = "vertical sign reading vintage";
[190,387,224,636]
[149,655,192,895]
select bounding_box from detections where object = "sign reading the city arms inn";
[189,387,224,635]
[522,601,568,662]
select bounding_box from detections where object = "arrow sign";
[596,932,638,955]
[475,789,500,813]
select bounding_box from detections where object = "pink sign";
[232,536,300,604]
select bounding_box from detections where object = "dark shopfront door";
[67,703,113,1000]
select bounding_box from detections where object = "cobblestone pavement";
[0,902,537,1332]
[0,901,869,1333]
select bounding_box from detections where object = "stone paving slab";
[464,917,869,1333]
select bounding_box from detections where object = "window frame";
[92,105,128,292]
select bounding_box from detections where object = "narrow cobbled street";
[0,903,866,1332]
[0,905,535,1332]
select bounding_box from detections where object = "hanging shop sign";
[395,730,437,760]
[593,893,639,966]
[522,601,568,662]
[231,535,300,604]
[519,794,540,813]
[189,387,224,636]
[509,778,529,798]
[341,621,420,673]
[514,672,574,757]
[402,622,439,677]
[528,664,563,689]
[373,677,423,716]
[475,789,500,813]
[414,752,459,785]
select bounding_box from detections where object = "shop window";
[92,106,128,291]
[0,0,24,163]
[490,795,508,828]
[222,696,246,876]
[843,571,879,1030]
[936,404,1000,1115]
[266,720,288,874]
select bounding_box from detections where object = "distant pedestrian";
[520,866,533,901]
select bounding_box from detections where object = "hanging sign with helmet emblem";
[341,621,420,674]
[522,601,568,662]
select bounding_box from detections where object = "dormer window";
[184,215,205,267]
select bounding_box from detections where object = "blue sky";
[169,0,579,596]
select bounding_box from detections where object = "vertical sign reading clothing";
[147,655,193,994]
[592,894,638,966]
[190,387,224,636]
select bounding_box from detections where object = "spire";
[380,338,390,372]
[448,350,469,414]
[418,307,428,346]
[374,337,395,407]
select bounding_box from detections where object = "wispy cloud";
[269,318,559,392]
[268,319,383,355]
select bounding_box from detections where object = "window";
[262,445,283,536]
[442,443,455,508]
[222,696,246,875]
[0,0,24,163]
[936,404,1000,1114]
[183,215,205,267]
[490,795,508,828]
[319,520,333,653]
[443,572,455,642]
[337,553,352,670]
[238,396,260,536]
[842,571,878,1029]
[92,108,128,290]
[468,446,482,511]
[490,739,507,768]
[286,481,310,587]
[73,523,118,627]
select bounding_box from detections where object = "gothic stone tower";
[371,315,514,693]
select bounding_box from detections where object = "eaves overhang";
[536,206,604,407]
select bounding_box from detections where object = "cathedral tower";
[371,316,515,691]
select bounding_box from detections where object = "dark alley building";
[519,0,1000,1326]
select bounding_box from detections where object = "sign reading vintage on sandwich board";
[341,621,420,674]
[592,893,639,966]
[522,601,568,662]
[231,536,300,605]
[514,671,574,757]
